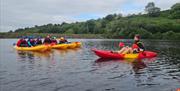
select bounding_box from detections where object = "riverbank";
[0,32,180,40]
[0,33,105,39]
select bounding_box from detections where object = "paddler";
[35,37,42,45]
[27,38,35,47]
[51,37,58,44]
[43,35,52,44]
[112,34,145,54]
[132,34,145,53]
[59,37,68,44]
[16,37,28,47]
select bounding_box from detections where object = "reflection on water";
[16,51,51,60]
[0,39,180,91]
[95,58,156,74]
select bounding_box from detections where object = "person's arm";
[27,41,32,47]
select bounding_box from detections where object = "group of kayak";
[14,35,81,52]
[92,34,157,59]
[14,34,157,59]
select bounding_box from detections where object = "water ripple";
[0,39,180,91]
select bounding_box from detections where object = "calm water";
[0,39,180,91]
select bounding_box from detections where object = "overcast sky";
[0,0,179,32]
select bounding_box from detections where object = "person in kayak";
[35,38,42,45]
[31,38,36,46]
[59,37,68,44]
[16,37,28,47]
[51,37,58,44]
[43,35,52,44]
[132,34,145,53]
[112,34,145,54]
[27,38,35,47]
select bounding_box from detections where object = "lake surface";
[0,39,180,91]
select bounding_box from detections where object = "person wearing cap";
[132,34,145,53]
[59,37,68,44]
[43,35,52,44]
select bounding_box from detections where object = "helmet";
[53,37,56,39]
[60,37,64,40]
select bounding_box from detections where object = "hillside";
[13,3,180,39]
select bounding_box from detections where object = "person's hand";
[133,48,138,52]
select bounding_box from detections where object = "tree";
[145,2,161,17]
[8,30,13,33]
[162,31,175,40]
[85,20,96,33]
[169,3,180,19]
[104,14,116,21]
[15,28,24,32]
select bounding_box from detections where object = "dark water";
[0,39,180,91]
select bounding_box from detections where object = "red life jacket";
[51,39,57,44]
[16,39,23,47]
[132,43,139,49]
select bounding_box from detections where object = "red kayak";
[92,49,157,59]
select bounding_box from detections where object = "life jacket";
[59,39,67,44]
[132,43,139,49]
[21,39,27,44]
[51,39,57,44]
[16,39,23,47]
[36,39,42,45]
[132,41,145,53]
[43,38,52,44]
[18,39,28,47]
[30,39,36,46]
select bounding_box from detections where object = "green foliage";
[169,3,180,19]
[162,31,180,40]
[12,2,180,40]
[153,32,162,39]
[104,14,117,21]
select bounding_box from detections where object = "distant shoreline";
[0,32,105,39]
[0,32,180,40]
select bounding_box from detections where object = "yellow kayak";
[67,43,77,49]
[51,44,68,49]
[75,42,82,48]
[124,54,139,59]
[44,44,52,51]
[14,45,49,52]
